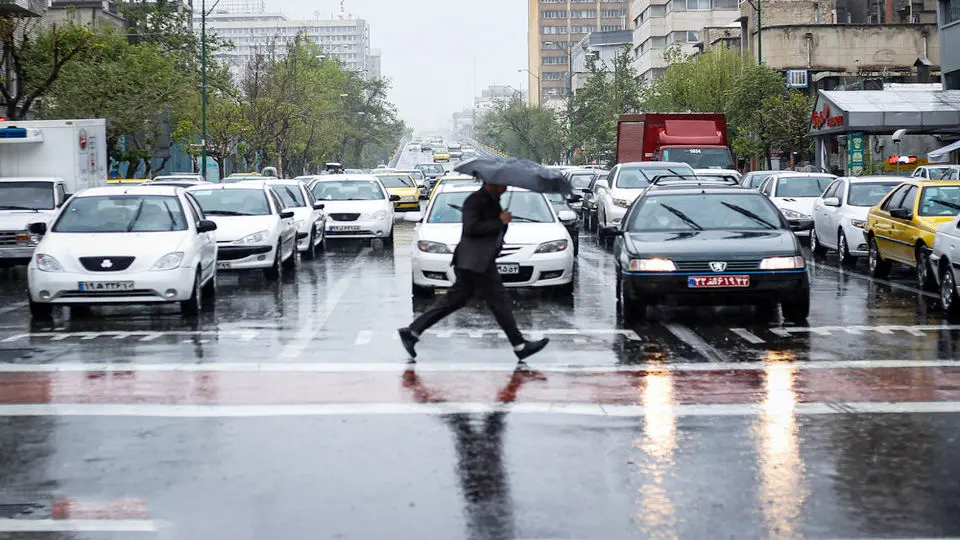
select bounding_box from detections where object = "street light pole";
[200,0,208,179]
[518,68,541,105]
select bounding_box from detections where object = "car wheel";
[181,269,202,317]
[412,282,434,298]
[303,230,316,260]
[282,243,298,271]
[868,236,890,278]
[264,242,282,281]
[554,281,574,296]
[385,228,395,250]
[781,294,810,323]
[573,237,579,257]
[916,246,936,291]
[29,299,53,320]
[755,300,779,321]
[941,263,960,320]
[838,230,856,268]
[810,227,826,257]
[201,269,217,312]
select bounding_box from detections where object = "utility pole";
[200,0,208,180]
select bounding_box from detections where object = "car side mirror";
[280,210,295,219]
[27,222,46,235]
[557,210,577,222]
[890,208,912,220]
[823,197,841,207]
[389,194,401,202]
[419,194,429,200]
[581,188,592,194]
[567,194,583,203]
[313,202,325,210]
[197,219,218,233]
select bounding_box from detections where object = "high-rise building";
[367,48,381,80]
[527,0,631,105]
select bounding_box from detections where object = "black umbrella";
[454,157,573,195]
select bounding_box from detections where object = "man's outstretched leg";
[398,269,476,358]
[474,267,549,361]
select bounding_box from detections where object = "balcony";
[0,0,45,16]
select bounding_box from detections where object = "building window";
[572,9,597,18]
[687,31,700,42]
[540,0,565,3]
[542,10,567,18]
[601,25,624,31]
[945,0,960,23]
[572,25,595,33]
[543,72,568,80]
[543,55,568,65]
[601,9,626,17]
[686,0,710,9]
[542,26,568,34]
[713,0,737,8]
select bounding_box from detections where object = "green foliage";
[478,96,566,164]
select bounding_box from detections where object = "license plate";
[329,225,360,232]
[687,275,750,288]
[217,262,232,270]
[77,281,134,292]
[497,263,520,275]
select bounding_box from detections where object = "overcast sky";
[267,0,528,132]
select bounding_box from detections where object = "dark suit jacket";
[452,188,506,273]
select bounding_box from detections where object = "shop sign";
[848,132,864,175]
[811,103,844,130]
[883,157,929,172]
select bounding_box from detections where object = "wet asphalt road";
[1,151,960,538]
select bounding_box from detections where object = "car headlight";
[759,255,805,270]
[850,218,866,229]
[151,252,184,271]
[235,230,270,245]
[613,198,632,208]
[35,253,63,272]
[780,208,810,220]
[628,258,677,272]
[372,210,387,220]
[534,239,568,253]
[417,240,452,254]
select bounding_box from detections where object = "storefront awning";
[809,89,960,136]
[927,139,960,162]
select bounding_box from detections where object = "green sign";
[848,132,865,175]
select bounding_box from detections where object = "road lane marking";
[808,259,939,299]
[354,330,372,346]
[0,519,159,532]
[768,324,960,338]
[663,323,728,362]
[1,401,960,417]
[1,330,261,343]
[730,328,765,344]
[0,302,27,316]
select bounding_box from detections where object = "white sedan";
[254,178,327,259]
[187,182,297,280]
[26,185,218,319]
[407,185,575,297]
[758,172,836,233]
[930,211,960,318]
[309,175,397,243]
[810,176,901,266]
[594,162,695,244]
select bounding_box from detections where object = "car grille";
[0,231,18,246]
[501,266,534,283]
[674,260,762,272]
[59,290,158,299]
[79,256,135,272]
[330,213,360,222]
[497,245,524,258]
[327,229,374,236]
[217,245,272,261]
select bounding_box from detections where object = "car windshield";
[569,173,594,189]
[427,192,472,223]
[312,180,385,201]
[775,176,834,197]
[629,193,783,231]
[919,185,960,216]
[434,147,448,153]
[440,179,480,190]
[659,148,734,169]
[428,191,553,224]
[153,176,199,183]
[190,188,271,215]
[271,185,306,207]
[743,172,773,188]
[54,195,187,233]
[402,170,425,181]
[377,175,415,188]
[616,167,695,188]
[930,167,960,180]
[0,182,55,210]
[847,182,900,207]
[221,175,261,184]
[418,164,445,175]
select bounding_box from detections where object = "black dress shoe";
[398,327,419,359]
[515,338,549,361]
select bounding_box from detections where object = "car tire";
[868,236,890,278]
[838,230,856,268]
[29,299,53,320]
[916,246,936,291]
[303,230,316,260]
[282,243,297,271]
[755,300,779,321]
[264,242,282,281]
[412,282,434,299]
[941,262,960,320]
[618,273,646,322]
[385,228,395,250]
[181,270,202,317]
[781,294,810,323]
[555,281,574,296]
[573,237,579,257]
[201,269,217,312]
[810,227,826,257]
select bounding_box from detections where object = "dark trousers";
[410,266,525,346]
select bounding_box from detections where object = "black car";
[421,142,433,152]
[545,192,583,255]
[581,170,610,231]
[612,179,810,322]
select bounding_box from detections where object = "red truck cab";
[615,113,734,169]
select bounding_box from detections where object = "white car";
[912,165,960,180]
[26,185,218,319]
[408,143,421,153]
[693,168,742,182]
[758,173,836,234]
[595,162,695,244]
[308,175,396,243]
[407,185,575,297]
[930,213,960,318]
[810,176,901,266]
[187,182,297,280]
[252,179,327,259]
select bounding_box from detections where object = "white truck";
[0,119,107,266]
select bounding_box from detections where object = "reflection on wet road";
[2,161,960,536]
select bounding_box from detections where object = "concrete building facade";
[45,0,125,28]
[527,0,632,106]
[571,29,633,91]
[631,0,739,80]
[940,0,960,87]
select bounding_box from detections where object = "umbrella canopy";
[454,157,573,195]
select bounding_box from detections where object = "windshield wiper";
[931,199,960,211]
[721,201,776,229]
[659,203,703,230]
[0,205,39,211]
[124,200,146,232]
[204,210,255,216]
[511,215,540,223]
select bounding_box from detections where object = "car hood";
[320,200,389,214]
[0,210,56,230]
[418,222,568,246]
[625,229,799,258]
[206,215,277,243]
[39,231,193,271]
[386,187,419,198]
[773,197,816,216]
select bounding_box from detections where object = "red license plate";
[687,275,750,288]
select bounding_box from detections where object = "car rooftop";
[187,182,266,190]
[80,185,184,197]
[619,161,692,168]
[312,174,380,182]
[438,184,527,194]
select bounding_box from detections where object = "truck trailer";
[615,113,734,169]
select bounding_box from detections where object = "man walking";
[398,183,549,361]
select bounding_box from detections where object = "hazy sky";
[268,0,528,132]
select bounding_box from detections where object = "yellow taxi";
[866,179,960,288]
[107,178,146,185]
[432,146,451,162]
[375,173,421,211]
[427,174,481,201]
